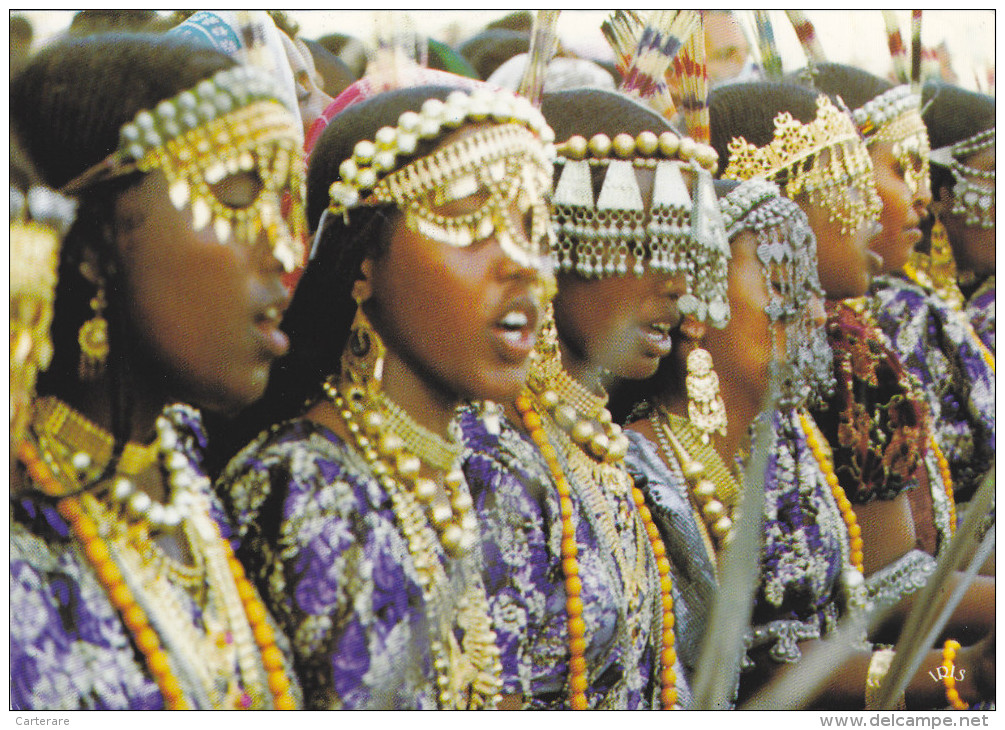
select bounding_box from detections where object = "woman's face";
[939,145,996,276]
[552,263,686,381]
[113,169,291,415]
[704,232,785,402]
[802,193,880,300]
[869,138,933,274]
[368,218,547,406]
[365,127,551,405]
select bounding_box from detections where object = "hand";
[958,630,995,703]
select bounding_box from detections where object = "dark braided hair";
[801,62,894,111]
[922,79,995,198]
[10,33,237,444]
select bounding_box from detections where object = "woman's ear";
[351,258,374,305]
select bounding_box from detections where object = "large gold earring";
[340,306,386,402]
[77,276,109,381]
[686,346,727,444]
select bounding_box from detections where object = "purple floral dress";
[869,274,995,501]
[10,405,300,710]
[965,275,995,355]
[218,417,509,710]
[740,409,869,699]
[459,408,680,709]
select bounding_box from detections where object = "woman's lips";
[255,305,290,357]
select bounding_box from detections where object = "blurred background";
[13,9,995,94]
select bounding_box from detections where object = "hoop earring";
[686,346,727,444]
[77,277,109,381]
[340,306,386,402]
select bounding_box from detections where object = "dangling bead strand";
[928,437,957,535]
[799,412,865,575]
[515,393,678,709]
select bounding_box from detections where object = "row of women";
[10,15,995,711]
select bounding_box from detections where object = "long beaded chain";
[514,392,678,710]
[649,406,739,552]
[798,411,865,575]
[928,438,957,535]
[16,425,296,710]
[323,379,502,709]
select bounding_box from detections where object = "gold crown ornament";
[551,129,731,328]
[323,88,556,271]
[723,95,882,235]
[60,66,306,273]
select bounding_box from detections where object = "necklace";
[649,407,739,551]
[323,378,502,709]
[798,411,865,576]
[18,405,297,710]
[515,391,678,710]
[322,376,475,557]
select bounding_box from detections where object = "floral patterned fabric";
[811,301,929,504]
[743,410,867,683]
[10,405,300,710]
[217,418,455,709]
[459,408,681,709]
[869,274,996,501]
[966,275,995,355]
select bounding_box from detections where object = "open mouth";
[254,304,289,357]
[490,300,539,362]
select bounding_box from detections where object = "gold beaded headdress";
[551,129,731,328]
[323,89,556,270]
[59,66,306,273]
[853,85,931,197]
[723,95,882,235]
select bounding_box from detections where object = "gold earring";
[78,278,109,381]
[340,306,386,402]
[686,346,727,444]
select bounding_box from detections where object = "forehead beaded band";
[552,129,731,328]
[721,178,833,408]
[60,66,306,273]
[324,89,556,269]
[930,128,995,230]
[853,85,931,197]
[723,95,882,236]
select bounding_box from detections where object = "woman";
[865,80,995,504]
[216,84,556,709]
[462,87,731,709]
[705,79,993,709]
[621,177,828,694]
[10,34,303,709]
[923,80,995,354]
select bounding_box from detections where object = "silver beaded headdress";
[551,130,731,328]
[720,178,833,408]
[323,88,557,270]
[931,128,995,230]
[59,65,306,272]
[852,85,931,199]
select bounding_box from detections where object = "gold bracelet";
[865,647,905,710]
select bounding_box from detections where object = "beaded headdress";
[10,185,77,451]
[723,95,882,235]
[59,66,306,272]
[323,88,556,270]
[720,178,833,408]
[930,128,995,230]
[852,85,931,198]
[551,130,730,327]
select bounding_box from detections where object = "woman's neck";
[380,353,461,440]
[558,339,607,399]
[56,373,164,446]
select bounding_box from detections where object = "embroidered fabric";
[864,549,937,610]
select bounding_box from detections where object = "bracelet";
[942,639,970,710]
[866,646,906,710]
